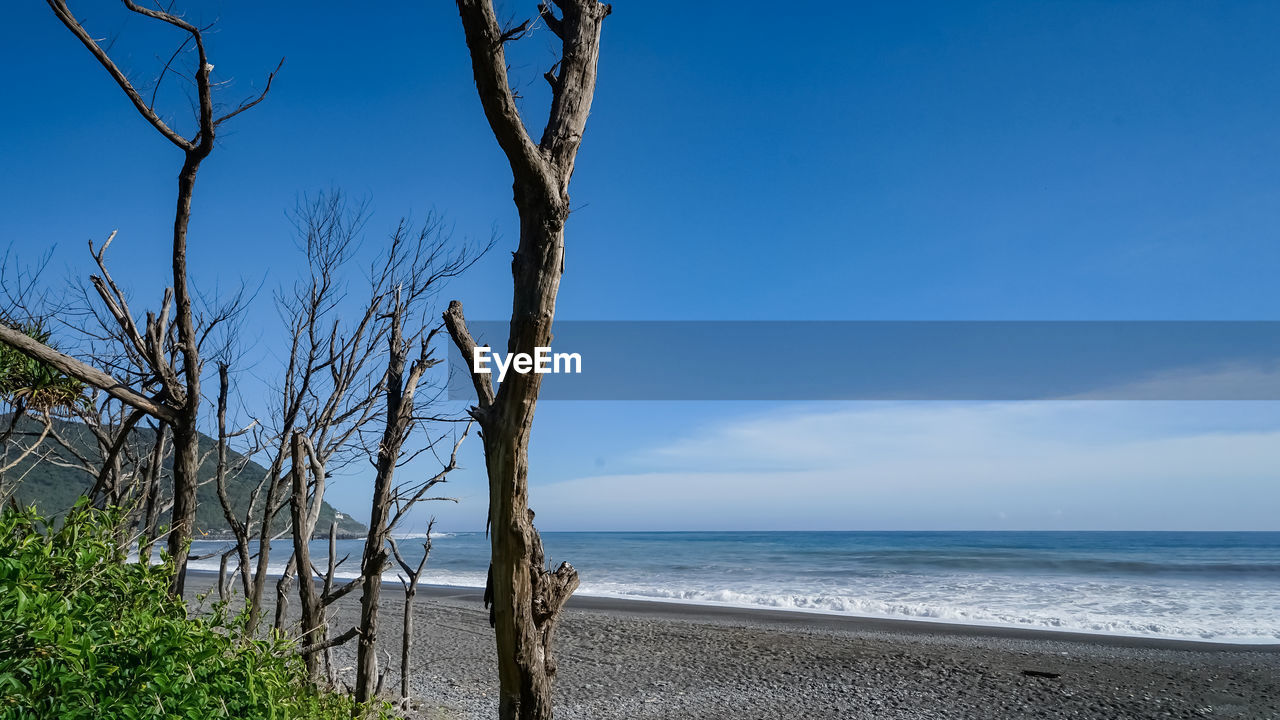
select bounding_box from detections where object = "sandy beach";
[186,574,1280,719]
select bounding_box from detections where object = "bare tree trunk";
[289,431,323,680]
[400,579,416,708]
[275,552,297,631]
[214,364,255,599]
[323,519,340,686]
[355,294,441,704]
[389,528,432,711]
[165,153,207,597]
[130,420,168,561]
[449,2,608,718]
[354,401,397,703]
[355,531,385,703]
[167,420,200,593]
[249,475,282,632]
[218,551,231,603]
[138,429,166,563]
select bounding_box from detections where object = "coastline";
[187,570,1280,652]
[186,571,1280,719]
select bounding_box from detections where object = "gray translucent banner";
[445,321,1280,401]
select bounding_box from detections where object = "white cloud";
[529,402,1280,531]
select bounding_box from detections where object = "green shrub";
[0,499,386,720]
[0,323,88,416]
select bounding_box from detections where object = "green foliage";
[0,500,390,720]
[0,324,88,417]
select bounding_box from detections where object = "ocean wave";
[181,532,1280,645]
[187,553,1279,643]
[571,582,1280,644]
[812,551,1280,578]
[186,556,486,589]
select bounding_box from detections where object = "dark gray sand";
[186,575,1280,719]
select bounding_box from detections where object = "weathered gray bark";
[448,2,609,718]
[322,520,341,686]
[137,423,168,563]
[164,153,207,597]
[213,364,254,597]
[0,325,171,422]
[289,431,323,680]
[274,553,298,631]
[217,550,233,603]
[249,461,288,632]
[389,528,433,710]
[355,297,439,703]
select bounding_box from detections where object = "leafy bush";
[0,500,386,720]
[0,324,88,416]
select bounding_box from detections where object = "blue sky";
[4,1,1280,530]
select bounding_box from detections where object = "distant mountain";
[0,414,367,538]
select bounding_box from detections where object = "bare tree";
[354,297,470,704]
[320,520,347,685]
[288,431,324,679]
[340,214,484,702]
[136,420,172,562]
[213,363,259,596]
[446,1,610,717]
[0,1,280,596]
[220,196,482,691]
[389,520,435,711]
[0,413,56,486]
[236,193,388,634]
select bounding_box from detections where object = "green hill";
[0,414,367,538]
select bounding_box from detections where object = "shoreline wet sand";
[186,573,1280,719]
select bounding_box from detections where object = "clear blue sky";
[4,1,1280,531]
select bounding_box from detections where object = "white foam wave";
[187,554,1278,643]
[571,582,1280,644]
[180,540,1280,645]
[186,556,486,589]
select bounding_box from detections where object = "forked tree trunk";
[248,463,284,633]
[275,554,298,631]
[164,154,204,597]
[137,422,168,563]
[167,419,201,595]
[355,296,437,703]
[289,431,323,679]
[354,440,393,703]
[448,2,609,718]
[389,531,432,710]
[323,520,339,686]
[217,550,233,603]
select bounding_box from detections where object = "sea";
[189,530,1280,644]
